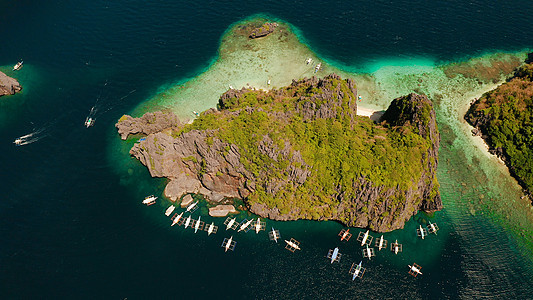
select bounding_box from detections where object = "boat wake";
[85,81,136,127]
[14,126,49,146]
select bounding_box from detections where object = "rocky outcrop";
[0,71,22,97]
[118,74,442,232]
[249,22,278,39]
[115,111,180,140]
[380,93,443,213]
[209,205,237,217]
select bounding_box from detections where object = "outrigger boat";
[375,235,388,251]
[349,261,366,280]
[221,236,236,252]
[13,137,23,146]
[408,263,423,277]
[327,247,342,264]
[417,225,428,239]
[238,219,254,232]
[165,205,176,217]
[84,117,95,128]
[427,222,439,235]
[338,229,352,241]
[191,216,204,233]
[362,245,375,260]
[390,239,403,255]
[142,195,157,206]
[306,58,312,64]
[186,201,199,213]
[253,218,266,234]
[171,212,184,226]
[183,215,192,229]
[224,217,238,230]
[13,60,23,71]
[269,227,281,243]
[284,238,301,252]
[205,222,218,236]
[357,230,373,246]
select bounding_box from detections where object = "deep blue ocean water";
[1,0,533,298]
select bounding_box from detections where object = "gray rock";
[0,71,22,97]
[209,205,238,217]
[116,111,180,140]
[180,194,194,208]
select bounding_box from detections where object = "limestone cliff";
[117,74,442,232]
[0,71,22,97]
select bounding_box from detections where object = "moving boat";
[85,117,95,128]
[13,61,23,71]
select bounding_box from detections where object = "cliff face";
[0,71,22,97]
[117,74,442,232]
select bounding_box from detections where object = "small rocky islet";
[117,73,442,232]
[0,71,22,97]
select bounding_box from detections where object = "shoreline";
[111,16,533,256]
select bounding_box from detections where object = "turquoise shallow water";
[1,0,533,298]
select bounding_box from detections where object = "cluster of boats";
[330,223,439,279]
[143,195,436,280]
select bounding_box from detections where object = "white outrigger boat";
[357,230,373,246]
[427,222,439,235]
[221,236,236,252]
[224,217,238,230]
[171,212,184,226]
[269,227,280,243]
[408,263,423,277]
[327,247,341,263]
[13,137,23,146]
[284,238,301,252]
[186,201,199,213]
[253,218,266,234]
[84,117,95,128]
[306,58,312,65]
[205,222,218,236]
[349,261,366,280]
[191,216,204,233]
[165,205,176,217]
[13,60,23,71]
[417,225,428,239]
[237,219,254,232]
[362,244,375,260]
[183,215,192,229]
[142,195,157,206]
[390,239,403,255]
[375,235,388,251]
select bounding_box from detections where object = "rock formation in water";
[117,74,442,232]
[0,71,22,97]
[465,56,533,199]
[249,22,278,39]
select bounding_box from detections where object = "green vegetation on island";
[465,58,533,196]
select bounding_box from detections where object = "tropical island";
[465,54,533,200]
[116,73,442,232]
